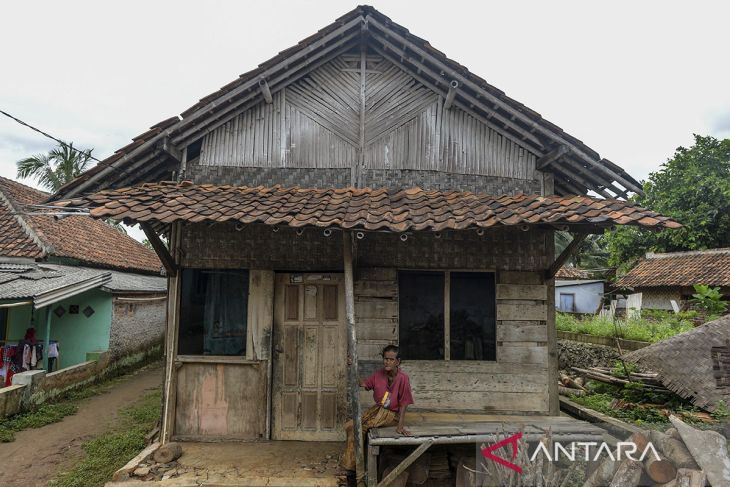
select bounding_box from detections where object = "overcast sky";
[2,1,730,239]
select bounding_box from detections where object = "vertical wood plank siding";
[198,54,537,183]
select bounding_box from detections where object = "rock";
[558,340,620,370]
[133,467,151,476]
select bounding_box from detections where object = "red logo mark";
[481,432,523,474]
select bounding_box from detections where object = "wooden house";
[51,6,680,483]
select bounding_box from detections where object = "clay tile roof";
[61,182,682,233]
[0,177,161,274]
[555,266,591,280]
[616,249,730,288]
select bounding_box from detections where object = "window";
[398,271,496,361]
[178,269,249,356]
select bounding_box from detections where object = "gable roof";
[56,182,680,233]
[52,5,643,202]
[616,249,730,288]
[0,177,162,274]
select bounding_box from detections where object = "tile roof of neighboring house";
[57,182,682,233]
[0,177,162,274]
[555,266,591,279]
[616,249,730,288]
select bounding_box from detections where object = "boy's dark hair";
[382,344,400,359]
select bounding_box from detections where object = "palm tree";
[16,142,93,192]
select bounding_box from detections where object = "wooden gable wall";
[193,50,543,194]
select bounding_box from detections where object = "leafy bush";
[556,312,694,343]
[691,284,728,316]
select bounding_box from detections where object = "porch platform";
[366,412,609,487]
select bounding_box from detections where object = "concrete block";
[11,369,46,386]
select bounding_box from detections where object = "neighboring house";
[0,176,166,377]
[554,267,604,314]
[51,5,679,463]
[616,249,730,310]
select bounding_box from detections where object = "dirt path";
[0,362,162,487]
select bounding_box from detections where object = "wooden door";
[272,273,346,441]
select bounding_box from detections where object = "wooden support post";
[161,223,182,443]
[367,444,379,487]
[259,79,273,104]
[43,306,52,371]
[443,80,459,110]
[376,439,435,487]
[343,231,364,483]
[140,222,177,277]
[546,232,588,279]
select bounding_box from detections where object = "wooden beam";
[536,145,569,170]
[376,439,434,487]
[259,79,273,104]
[443,80,459,110]
[140,222,177,277]
[161,223,182,443]
[343,232,364,482]
[546,232,588,279]
[160,137,181,163]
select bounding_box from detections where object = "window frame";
[176,267,253,361]
[559,292,576,313]
[397,268,497,362]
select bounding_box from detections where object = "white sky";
[2,1,730,240]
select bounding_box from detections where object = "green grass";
[0,362,159,443]
[556,310,695,343]
[50,389,161,487]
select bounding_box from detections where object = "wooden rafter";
[536,145,569,170]
[140,222,177,277]
[546,232,589,279]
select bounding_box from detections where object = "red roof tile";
[0,177,161,274]
[59,182,682,233]
[616,249,730,288]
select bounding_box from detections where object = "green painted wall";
[43,289,112,368]
[5,304,33,341]
[1,289,113,369]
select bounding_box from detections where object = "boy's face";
[383,350,400,371]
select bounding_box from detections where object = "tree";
[605,135,730,271]
[16,142,93,192]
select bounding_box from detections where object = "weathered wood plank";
[496,303,547,321]
[355,299,398,319]
[498,271,543,285]
[354,280,398,298]
[497,323,548,342]
[498,344,549,364]
[496,284,547,301]
[412,390,549,413]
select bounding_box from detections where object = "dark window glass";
[398,271,444,360]
[0,309,7,341]
[179,269,249,356]
[450,272,496,360]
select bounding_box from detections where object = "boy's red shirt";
[363,368,414,411]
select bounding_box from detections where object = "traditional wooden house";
[51,6,680,484]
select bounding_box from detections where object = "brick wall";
[110,298,166,359]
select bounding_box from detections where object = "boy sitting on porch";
[341,344,414,476]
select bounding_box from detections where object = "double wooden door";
[272,273,347,440]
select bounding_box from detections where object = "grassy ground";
[50,389,161,487]
[0,361,159,442]
[556,310,695,343]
